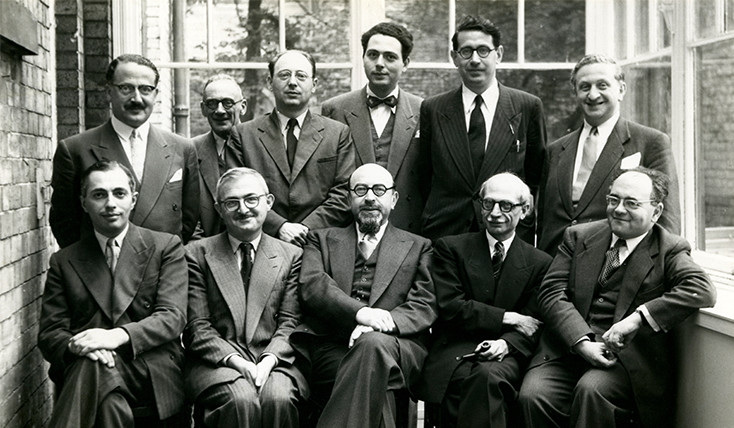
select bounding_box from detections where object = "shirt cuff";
[260,353,279,367]
[637,305,661,332]
[221,353,241,367]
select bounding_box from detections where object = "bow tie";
[367,95,398,108]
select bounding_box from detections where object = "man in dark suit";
[38,160,188,427]
[537,54,680,256]
[50,54,199,247]
[290,163,437,427]
[418,173,552,428]
[193,74,245,237]
[184,167,305,427]
[321,22,425,234]
[518,167,716,428]
[420,15,546,243]
[232,50,356,247]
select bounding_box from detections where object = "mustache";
[125,101,146,110]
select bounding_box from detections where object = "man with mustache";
[193,74,245,237]
[321,22,425,234]
[419,15,547,243]
[50,54,199,248]
[537,54,680,256]
[232,50,356,247]
[290,163,437,427]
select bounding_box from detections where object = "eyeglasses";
[275,70,312,82]
[605,195,656,210]
[350,184,394,197]
[220,194,267,212]
[479,199,524,213]
[113,84,157,96]
[204,98,244,110]
[456,46,495,59]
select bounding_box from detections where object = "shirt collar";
[94,224,130,254]
[485,230,515,258]
[356,221,389,244]
[461,79,499,114]
[227,232,263,255]
[583,111,620,142]
[366,85,400,112]
[275,110,308,134]
[111,115,151,143]
[212,132,226,157]
[611,231,648,255]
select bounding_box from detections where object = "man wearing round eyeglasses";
[232,50,356,247]
[419,14,546,243]
[418,172,552,428]
[290,163,436,427]
[519,167,715,428]
[194,74,246,237]
[184,167,306,427]
[50,54,200,248]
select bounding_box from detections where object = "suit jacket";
[50,120,200,247]
[418,232,551,403]
[530,220,716,427]
[537,118,681,255]
[232,111,356,236]
[420,85,547,242]
[183,232,307,399]
[192,131,244,237]
[321,88,426,233]
[290,224,437,391]
[37,224,188,419]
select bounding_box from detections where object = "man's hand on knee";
[227,354,258,383]
[355,307,396,333]
[348,325,375,348]
[83,349,117,368]
[255,355,278,388]
[572,340,617,368]
[69,328,130,355]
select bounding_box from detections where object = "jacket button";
[543,355,549,361]
[172,204,179,211]
[571,220,578,225]
[144,302,151,309]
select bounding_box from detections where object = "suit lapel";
[371,225,413,305]
[258,113,292,182]
[69,235,114,320]
[386,90,418,177]
[477,84,519,184]
[557,130,582,215]
[111,225,153,324]
[576,120,627,212]
[90,121,135,173]
[438,88,475,188]
[465,233,495,303]
[329,228,357,296]
[346,88,376,165]
[495,239,533,308]
[614,231,657,321]
[291,111,322,179]
[245,235,281,344]
[198,132,221,201]
[132,126,175,225]
[206,233,248,340]
[574,226,612,318]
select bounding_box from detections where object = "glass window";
[635,0,650,54]
[622,57,672,137]
[456,0,518,62]
[525,0,585,63]
[696,0,719,38]
[386,0,449,62]
[285,0,350,63]
[614,0,628,59]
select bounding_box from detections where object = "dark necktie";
[468,95,486,175]
[286,118,298,170]
[599,238,627,286]
[239,241,254,293]
[492,241,504,279]
[367,95,398,108]
[217,145,227,175]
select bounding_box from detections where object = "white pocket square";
[414,129,420,138]
[169,168,183,182]
[620,152,641,169]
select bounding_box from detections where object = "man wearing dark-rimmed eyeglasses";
[50,54,200,248]
[193,74,247,237]
[419,14,546,244]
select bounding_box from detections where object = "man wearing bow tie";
[50,54,199,247]
[193,74,246,237]
[322,22,425,234]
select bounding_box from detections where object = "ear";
[618,80,627,101]
[311,77,319,93]
[265,193,275,211]
[450,49,460,67]
[390,190,400,209]
[130,192,138,210]
[200,101,207,117]
[402,56,411,72]
[651,202,664,223]
[496,45,504,63]
[80,195,88,213]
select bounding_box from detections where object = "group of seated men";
[39,14,715,428]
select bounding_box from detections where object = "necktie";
[129,129,145,180]
[217,143,227,175]
[105,238,119,274]
[239,242,254,293]
[286,118,298,170]
[358,234,377,260]
[572,127,599,202]
[599,238,626,286]
[492,241,504,279]
[367,95,398,108]
[468,95,486,175]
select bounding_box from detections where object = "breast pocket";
[316,155,338,182]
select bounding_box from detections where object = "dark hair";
[570,54,624,89]
[106,54,160,86]
[451,15,502,51]
[268,50,317,78]
[80,160,137,197]
[611,167,670,203]
[361,22,414,60]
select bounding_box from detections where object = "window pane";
[614,0,628,59]
[456,0,518,62]
[728,0,734,32]
[622,57,672,137]
[386,0,450,63]
[634,0,650,54]
[399,69,462,99]
[185,0,280,63]
[285,0,350,63]
[657,3,673,49]
[525,0,585,63]
[696,0,718,38]
[696,40,734,256]
[314,68,352,108]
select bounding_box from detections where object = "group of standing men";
[38,13,715,428]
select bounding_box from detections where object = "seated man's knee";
[517,369,546,407]
[351,331,394,353]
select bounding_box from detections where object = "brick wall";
[0,1,56,426]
